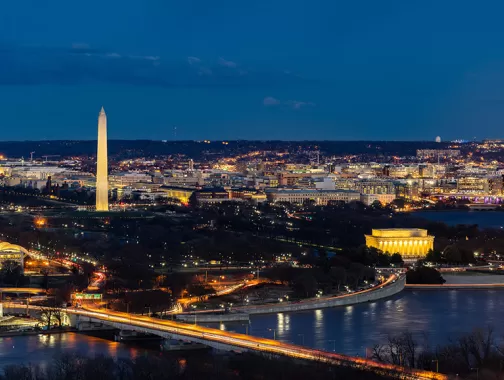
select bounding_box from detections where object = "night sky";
[2,1,504,141]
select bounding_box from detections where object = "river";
[210,289,504,356]
[412,210,504,229]
[2,211,503,368]
[2,289,504,368]
[0,333,160,368]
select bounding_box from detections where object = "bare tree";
[371,332,417,368]
[39,306,63,330]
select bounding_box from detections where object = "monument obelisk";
[96,107,109,211]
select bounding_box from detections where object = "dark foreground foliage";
[0,352,393,380]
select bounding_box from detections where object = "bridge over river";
[3,275,447,380]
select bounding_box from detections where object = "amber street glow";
[68,304,446,380]
[5,275,445,380]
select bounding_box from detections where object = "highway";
[53,305,445,380]
[3,274,444,380]
[0,287,46,294]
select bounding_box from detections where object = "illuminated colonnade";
[365,229,434,259]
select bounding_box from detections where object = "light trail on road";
[4,274,445,380]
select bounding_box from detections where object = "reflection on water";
[3,290,504,367]
[215,290,504,356]
[0,333,147,368]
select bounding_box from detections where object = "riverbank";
[231,274,405,315]
[176,313,249,323]
[0,327,75,337]
[406,283,504,289]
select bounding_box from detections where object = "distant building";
[456,177,487,193]
[109,173,152,188]
[416,149,460,160]
[195,188,232,204]
[365,229,434,260]
[163,172,203,187]
[159,186,195,204]
[360,193,396,206]
[0,241,28,272]
[435,136,441,143]
[277,172,318,186]
[354,179,396,195]
[266,189,360,205]
[230,188,267,203]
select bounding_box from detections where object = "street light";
[327,340,336,352]
[298,334,304,345]
[471,368,479,380]
[191,305,197,325]
[431,359,439,373]
[268,328,276,340]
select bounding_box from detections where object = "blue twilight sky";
[2,0,504,140]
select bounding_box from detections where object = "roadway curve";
[232,273,405,315]
[4,303,445,380]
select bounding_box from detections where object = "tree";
[39,306,63,330]
[390,198,405,209]
[40,267,50,290]
[443,245,462,263]
[292,273,318,298]
[370,200,383,210]
[390,253,403,266]
[425,249,442,263]
[372,332,417,368]
[0,260,24,286]
[330,266,347,292]
[187,283,214,300]
[406,266,445,284]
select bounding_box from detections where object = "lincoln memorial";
[365,228,434,260]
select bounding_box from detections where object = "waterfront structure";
[96,107,109,211]
[365,229,434,259]
[0,241,28,272]
[266,189,360,205]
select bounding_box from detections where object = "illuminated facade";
[266,189,361,205]
[96,107,109,211]
[160,186,195,204]
[0,241,28,272]
[365,229,434,259]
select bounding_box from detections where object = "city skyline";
[3,1,504,140]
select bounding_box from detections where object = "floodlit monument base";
[365,228,434,260]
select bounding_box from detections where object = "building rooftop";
[370,228,430,238]
[265,188,359,194]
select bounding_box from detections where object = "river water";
[0,333,159,368]
[215,289,504,356]
[2,289,504,368]
[412,210,504,228]
[2,211,503,367]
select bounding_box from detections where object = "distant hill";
[0,140,459,159]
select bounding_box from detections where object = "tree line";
[0,352,393,380]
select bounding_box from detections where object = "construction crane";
[30,151,35,162]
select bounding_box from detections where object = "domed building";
[0,241,28,272]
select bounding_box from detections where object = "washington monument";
[96,107,109,211]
